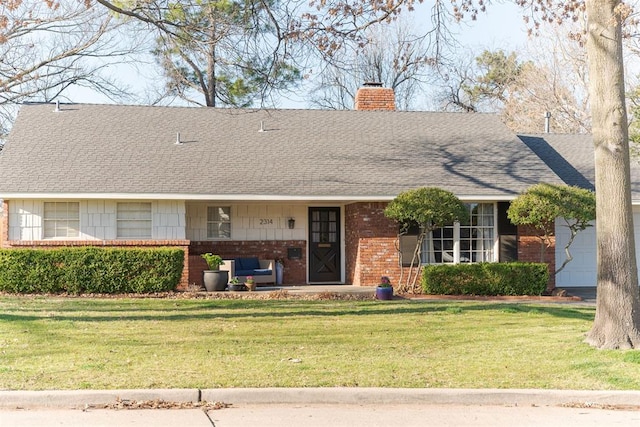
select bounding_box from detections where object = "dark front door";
[308,207,341,283]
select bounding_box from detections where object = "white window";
[43,202,80,238]
[422,203,496,264]
[207,206,231,239]
[117,202,152,239]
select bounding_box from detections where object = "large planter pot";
[203,270,228,292]
[275,262,284,285]
[376,286,393,300]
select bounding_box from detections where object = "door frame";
[307,206,345,284]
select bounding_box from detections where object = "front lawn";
[0,296,638,390]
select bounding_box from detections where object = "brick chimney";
[354,82,396,111]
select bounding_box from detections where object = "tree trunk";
[584,0,640,349]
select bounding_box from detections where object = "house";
[519,133,640,288]
[0,85,564,289]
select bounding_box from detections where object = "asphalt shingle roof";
[518,134,595,191]
[0,104,562,200]
[519,133,640,200]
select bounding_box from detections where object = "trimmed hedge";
[422,262,549,296]
[0,247,184,294]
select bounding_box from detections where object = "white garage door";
[554,210,640,287]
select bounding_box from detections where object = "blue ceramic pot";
[376,286,393,300]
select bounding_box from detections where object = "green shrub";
[422,263,549,296]
[0,247,184,294]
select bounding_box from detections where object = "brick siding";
[517,225,556,289]
[345,202,413,286]
[189,240,306,287]
[354,86,396,111]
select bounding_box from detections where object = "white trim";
[206,205,232,239]
[420,202,498,264]
[0,193,518,202]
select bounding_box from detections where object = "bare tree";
[94,0,305,107]
[436,39,590,133]
[308,18,436,110]
[434,51,479,112]
[148,0,300,107]
[0,0,137,136]
[519,22,590,133]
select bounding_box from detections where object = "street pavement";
[1,388,640,426]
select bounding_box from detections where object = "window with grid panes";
[422,203,495,264]
[117,202,152,238]
[43,202,80,238]
[207,206,231,239]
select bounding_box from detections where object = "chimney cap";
[363,82,383,87]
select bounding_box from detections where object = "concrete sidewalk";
[1,388,640,427]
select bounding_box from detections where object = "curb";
[1,388,639,409]
[0,389,199,409]
[202,387,640,407]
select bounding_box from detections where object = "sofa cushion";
[252,269,273,276]
[235,269,257,277]
[235,269,272,277]
[242,257,261,270]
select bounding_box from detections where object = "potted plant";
[376,276,394,300]
[228,276,246,292]
[201,253,228,291]
[245,275,256,291]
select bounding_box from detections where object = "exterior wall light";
[288,218,295,229]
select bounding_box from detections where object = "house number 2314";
[259,218,274,225]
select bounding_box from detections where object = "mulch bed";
[0,289,583,302]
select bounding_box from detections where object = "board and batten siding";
[8,199,185,241]
[185,202,307,241]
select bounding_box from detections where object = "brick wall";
[354,85,396,111]
[517,225,556,289]
[345,202,408,286]
[189,240,306,286]
[3,237,191,290]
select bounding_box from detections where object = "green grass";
[0,296,638,391]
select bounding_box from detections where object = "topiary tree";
[384,187,469,293]
[507,183,596,283]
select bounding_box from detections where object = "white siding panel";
[185,202,308,241]
[153,201,186,240]
[8,199,187,242]
[9,200,42,240]
[102,202,117,240]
